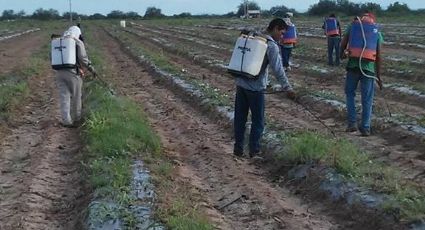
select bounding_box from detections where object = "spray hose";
[264,90,337,137]
[357,16,379,82]
[357,17,391,116]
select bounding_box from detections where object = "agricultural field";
[0,17,424,230]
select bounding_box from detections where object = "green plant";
[82,24,213,228]
[278,130,425,221]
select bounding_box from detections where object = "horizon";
[0,0,423,16]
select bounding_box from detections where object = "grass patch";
[418,116,425,127]
[112,28,231,107]
[278,131,425,221]
[311,90,344,102]
[83,25,161,228]
[0,44,48,120]
[163,199,213,230]
[83,83,161,228]
[83,23,214,229]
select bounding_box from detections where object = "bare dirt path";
[0,43,87,229]
[0,31,44,73]
[119,26,425,185]
[91,25,351,230]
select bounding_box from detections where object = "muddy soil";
[94,24,410,229]
[141,24,425,83]
[118,25,425,185]
[0,31,44,73]
[0,35,87,230]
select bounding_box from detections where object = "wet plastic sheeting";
[87,161,164,230]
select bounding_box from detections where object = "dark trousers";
[234,86,265,154]
[345,70,375,131]
[327,36,341,66]
[280,46,293,68]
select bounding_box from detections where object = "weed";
[113,29,231,107]
[0,43,49,119]
[278,130,425,221]
[83,24,213,229]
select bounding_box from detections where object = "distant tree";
[16,10,26,18]
[344,2,362,15]
[173,12,192,18]
[223,11,237,18]
[89,13,106,19]
[107,10,126,19]
[387,1,410,13]
[125,11,141,19]
[2,10,16,20]
[63,12,79,20]
[308,0,363,16]
[144,7,164,18]
[360,3,382,15]
[308,0,338,16]
[236,1,260,17]
[32,8,60,20]
[265,5,295,17]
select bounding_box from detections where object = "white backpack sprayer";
[227,31,268,79]
[51,36,77,70]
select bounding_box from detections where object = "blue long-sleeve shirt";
[235,34,292,92]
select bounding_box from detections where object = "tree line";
[307,0,424,16]
[1,1,424,21]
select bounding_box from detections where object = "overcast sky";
[0,0,423,15]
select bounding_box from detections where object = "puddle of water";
[402,125,425,136]
[387,56,404,62]
[299,32,326,38]
[217,106,234,121]
[386,84,425,99]
[310,65,329,74]
[0,28,40,41]
[131,161,165,229]
[87,161,164,230]
[139,46,425,228]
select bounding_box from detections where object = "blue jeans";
[345,70,375,131]
[234,86,265,154]
[327,36,341,65]
[280,46,292,68]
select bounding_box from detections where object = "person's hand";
[78,68,85,77]
[340,50,348,60]
[286,90,296,100]
[87,65,97,76]
[376,78,383,90]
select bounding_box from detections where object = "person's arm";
[340,26,350,59]
[340,35,348,59]
[268,42,292,90]
[338,21,342,37]
[76,40,96,74]
[76,40,90,67]
[267,42,295,99]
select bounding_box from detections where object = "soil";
[121,24,425,185]
[93,25,410,229]
[0,21,422,230]
[0,31,45,73]
[93,26,349,229]
[0,32,87,230]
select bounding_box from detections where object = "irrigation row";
[0,28,41,42]
[129,23,425,121]
[118,25,425,186]
[106,26,424,229]
[133,23,423,94]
